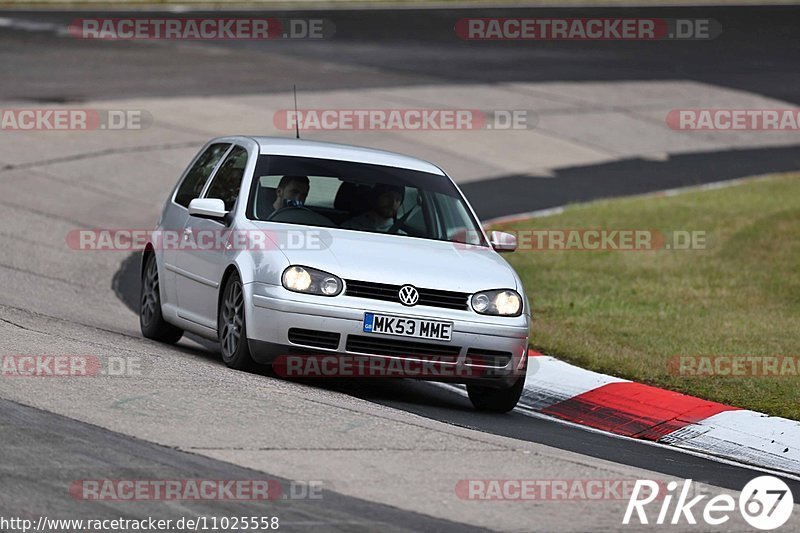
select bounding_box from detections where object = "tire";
[467,362,527,413]
[218,271,257,371]
[140,253,183,344]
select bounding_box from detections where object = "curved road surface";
[1,6,799,531]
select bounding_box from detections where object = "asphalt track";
[3,6,800,102]
[113,255,800,494]
[0,398,484,533]
[1,6,800,531]
[3,7,800,218]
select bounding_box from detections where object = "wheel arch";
[217,263,242,325]
[140,243,155,280]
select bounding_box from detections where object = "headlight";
[282,265,342,296]
[471,289,522,316]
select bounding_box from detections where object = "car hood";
[253,223,519,293]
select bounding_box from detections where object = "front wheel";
[467,364,526,413]
[218,272,257,371]
[140,253,183,344]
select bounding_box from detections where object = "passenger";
[342,184,404,233]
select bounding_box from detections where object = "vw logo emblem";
[398,285,419,306]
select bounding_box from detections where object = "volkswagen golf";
[140,136,530,412]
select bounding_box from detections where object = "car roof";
[246,136,445,176]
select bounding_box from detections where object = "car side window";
[174,143,230,208]
[256,175,338,209]
[204,146,248,212]
[400,188,429,236]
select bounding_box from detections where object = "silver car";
[140,136,530,412]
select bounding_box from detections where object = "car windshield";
[246,155,488,246]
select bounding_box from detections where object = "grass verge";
[497,173,800,420]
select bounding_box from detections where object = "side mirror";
[489,230,517,253]
[188,198,227,221]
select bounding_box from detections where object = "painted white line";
[514,404,800,483]
[473,172,800,475]
[522,356,800,475]
[484,206,564,227]
[523,355,627,410]
[0,17,70,36]
[430,381,800,482]
[663,410,800,474]
[483,173,781,227]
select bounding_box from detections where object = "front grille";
[344,280,469,310]
[465,348,512,368]
[346,335,461,362]
[288,328,340,350]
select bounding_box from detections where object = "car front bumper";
[244,282,530,387]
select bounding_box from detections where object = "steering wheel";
[265,205,315,222]
[388,221,423,237]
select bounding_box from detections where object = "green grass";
[497,173,800,420]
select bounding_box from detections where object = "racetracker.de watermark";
[669,355,800,377]
[68,479,323,501]
[0,109,151,131]
[455,18,721,40]
[273,355,508,379]
[1,355,143,378]
[456,479,667,501]
[67,18,334,40]
[667,109,800,130]
[66,228,331,252]
[457,229,708,251]
[274,109,536,131]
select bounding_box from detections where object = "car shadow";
[114,252,470,410]
[111,252,798,492]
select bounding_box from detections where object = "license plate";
[363,313,452,341]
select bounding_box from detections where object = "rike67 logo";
[623,476,794,530]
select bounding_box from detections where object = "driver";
[273,175,310,212]
[342,184,404,233]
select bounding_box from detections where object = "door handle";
[183,227,193,240]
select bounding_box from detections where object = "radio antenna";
[293,84,300,139]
